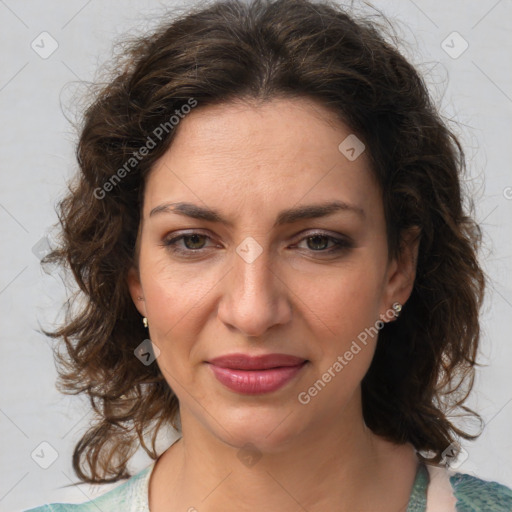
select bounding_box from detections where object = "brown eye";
[306,235,330,251]
[162,232,213,256]
[181,234,208,250]
[296,232,351,254]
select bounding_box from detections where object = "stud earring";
[392,302,402,318]
[137,296,144,301]
[142,317,148,328]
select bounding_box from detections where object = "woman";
[26,0,512,510]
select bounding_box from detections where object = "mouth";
[207,353,308,370]
[206,353,308,394]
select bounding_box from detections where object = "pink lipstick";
[206,353,307,394]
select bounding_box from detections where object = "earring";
[392,302,402,318]
[142,317,148,328]
[137,296,144,301]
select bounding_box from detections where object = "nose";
[217,241,293,338]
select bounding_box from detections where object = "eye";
[162,232,213,255]
[294,232,351,254]
[161,230,352,257]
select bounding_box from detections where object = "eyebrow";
[148,200,365,227]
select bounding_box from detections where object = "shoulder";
[450,470,512,512]
[23,464,154,512]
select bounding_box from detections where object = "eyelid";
[161,229,353,256]
[291,229,352,244]
[161,230,218,248]
[291,231,353,253]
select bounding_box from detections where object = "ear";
[381,226,421,319]
[127,266,147,317]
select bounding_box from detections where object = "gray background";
[1,0,511,510]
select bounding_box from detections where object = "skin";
[128,97,421,512]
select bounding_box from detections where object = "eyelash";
[161,231,352,257]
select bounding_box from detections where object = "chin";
[211,405,306,453]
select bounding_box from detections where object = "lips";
[206,353,308,394]
[207,353,307,370]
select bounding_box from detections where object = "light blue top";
[24,460,512,512]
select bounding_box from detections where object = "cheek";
[137,255,213,378]
[292,257,386,402]
[296,266,383,416]
[296,257,385,339]
[140,243,217,327]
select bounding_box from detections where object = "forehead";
[143,97,380,222]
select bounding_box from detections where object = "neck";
[149,391,419,512]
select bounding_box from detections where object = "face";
[128,97,418,452]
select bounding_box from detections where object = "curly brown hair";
[42,0,485,484]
